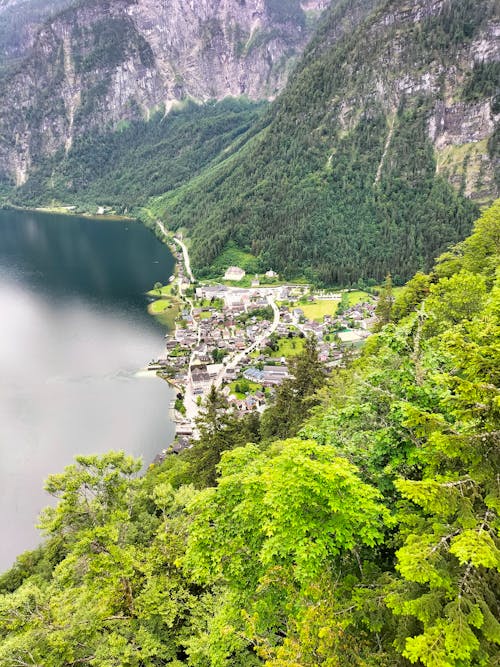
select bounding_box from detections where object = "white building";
[224,266,246,281]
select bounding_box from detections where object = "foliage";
[462,61,500,102]
[0,203,499,665]
[374,273,394,331]
[15,98,265,212]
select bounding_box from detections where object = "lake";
[0,209,176,571]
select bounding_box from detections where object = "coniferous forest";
[1,201,498,666]
[8,0,498,287]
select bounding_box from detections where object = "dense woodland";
[0,201,498,666]
[151,0,497,286]
[14,99,265,212]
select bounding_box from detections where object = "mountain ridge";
[0,0,327,186]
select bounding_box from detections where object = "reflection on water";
[0,211,176,570]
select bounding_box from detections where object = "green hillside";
[1,200,498,667]
[13,98,266,212]
[150,0,497,285]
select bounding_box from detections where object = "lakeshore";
[150,221,378,453]
[3,202,136,223]
[0,210,176,569]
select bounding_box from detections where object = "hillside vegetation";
[150,0,497,285]
[1,201,498,666]
[13,98,266,212]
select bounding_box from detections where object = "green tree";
[336,291,350,315]
[183,386,255,487]
[260,335,326,440]
[374,273,394,331]
[185,438,390,665]
[392,271,432,321]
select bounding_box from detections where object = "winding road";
[155,219,281,432]
[156,220,195,284]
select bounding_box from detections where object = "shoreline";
[2,202,136,223]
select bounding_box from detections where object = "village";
[149,233,378,449]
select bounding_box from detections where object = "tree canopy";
[0,201,499,665]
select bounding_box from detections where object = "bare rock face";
[322,0,499,204]
[0,0,327,184]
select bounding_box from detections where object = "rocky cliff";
[150,0,499,284]
[0,0,327,185]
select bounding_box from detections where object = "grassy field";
[146,283,177,298]
[300,300,339,322]
[347,290,375,305]
[147,298,179,328]
[269,337,305,358]
[228,379,262,399]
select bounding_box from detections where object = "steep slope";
[0,201,498,667]
[153,0,498,285]
[0,0,327,186]
[14,98,266,212]
[0,0,75,66]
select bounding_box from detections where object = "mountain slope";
[152,0,498,285]
[0,200,498,667]
[0,0,327,186]
[13,97,266,212]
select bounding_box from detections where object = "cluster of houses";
[151,261,378,447]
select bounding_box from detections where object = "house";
[190,365,211,390]
[337,330,363,343]
[265,270,278,279]
[244,368,265,383]
[262,365,290,386]
[175,423,194,437]
[224,266,246,281]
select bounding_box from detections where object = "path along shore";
[154,221,281,439]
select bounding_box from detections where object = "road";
[156,219,195,284]
[155,219,281,432]
[215,295,280,387]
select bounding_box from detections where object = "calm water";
[0,210,176,570]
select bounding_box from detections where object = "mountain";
[149,0,499,285]
[0,0,75,66]
[0,0,328,186]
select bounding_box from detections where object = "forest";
[13,98,265,212]
[0,200,498,666]
[147,0,496,285]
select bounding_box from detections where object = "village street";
[217,295,280,385]
[153,219,376,445]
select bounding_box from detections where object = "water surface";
[0,210,175,570]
